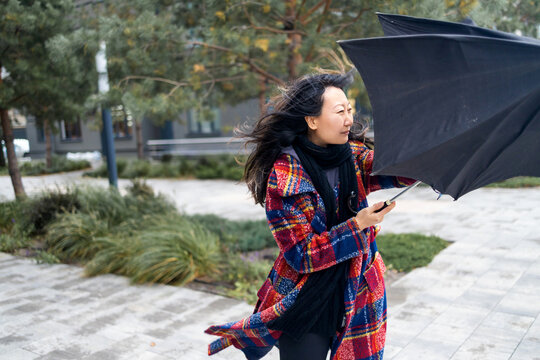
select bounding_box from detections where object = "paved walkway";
[1,174,539,359]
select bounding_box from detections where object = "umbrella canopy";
[338,14,540,199]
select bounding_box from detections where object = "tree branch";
[119,74,249,96]
[242,5,306,35]
[299,0,327,25]
[188,41,285,86]
[329,7,371,36]
[315,0,331,33]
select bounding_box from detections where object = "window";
[60,118,82,141]
[37,125,45,143]
[111,105,133,139]
[187,108,221,137]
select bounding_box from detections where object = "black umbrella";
[339,14,540,200]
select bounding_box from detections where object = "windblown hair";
[237,72,372,205]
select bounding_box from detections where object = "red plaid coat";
[206,141,415,359]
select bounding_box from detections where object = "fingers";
[378,201,396,216]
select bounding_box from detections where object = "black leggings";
[278,332,332,360]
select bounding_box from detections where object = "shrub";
[84,158,127,178]
[45,212,109,263]
[123,160,151,178]
[219,252,276,305]
[0,233,31,253]
[0,200,22,234]
[17,156,91,176]
[19,190,80,235]
[85,214,220,286]
[85,236,136,276]
[187,214,275,252]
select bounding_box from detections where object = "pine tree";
[0,0,98,197]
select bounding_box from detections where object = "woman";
[205,73,415,360]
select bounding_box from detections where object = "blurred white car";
[1,139,29,159]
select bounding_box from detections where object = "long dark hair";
[237,72,371,205]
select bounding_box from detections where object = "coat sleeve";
[265,168,373,274]
[356,146,417,195]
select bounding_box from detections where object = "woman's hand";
[354,201,396,230]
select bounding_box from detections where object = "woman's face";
[305,86,353,147]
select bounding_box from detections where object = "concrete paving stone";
[134,350,173,360]
[0,334,32,354]
[453,287,506,310]
[393,293,451,318]
[461,324,525,354]
[0,348,40,360]
[481,311,535,333]
[392,338,460,360]
[474,268,524,291]
[432,304,491,329]
[81,348,123,360]
[384,344,404,359]
[509,337,540,360]
[495,291,540,318]
[387,311,435,344]
[523,316,540,340]
[512,273,540,296]
[451,348,514,360]
[416,321,474,346]
[35,349,84,360]
[22,332,116,357]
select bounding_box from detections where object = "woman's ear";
[305,116,318,130]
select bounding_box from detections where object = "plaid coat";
[205,141,415,360]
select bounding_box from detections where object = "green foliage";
[128,218,219,285]
[0,200,22,235]
[84,154,246,181]
[220,252,276,305]
[487,176,540,188]
[1,157,91,176]
[0,0,97,132]
[377,233,449,272]
[19,190,80,235]
[34,250,61,265]
[83,214,220,285]
[83,158,128,178]
[187,214,274,252]
[0,233,31,253]
[46,212,109,262]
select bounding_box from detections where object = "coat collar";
[272,141,368,197]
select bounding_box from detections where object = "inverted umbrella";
[339,14,540,199]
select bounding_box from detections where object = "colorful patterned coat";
[205,141,415,360]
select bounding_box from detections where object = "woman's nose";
[345,112,353,126]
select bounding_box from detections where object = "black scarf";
[267,135,358,340]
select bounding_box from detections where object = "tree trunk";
[285,0,302,81]
[135,121,143,159]
[43,118,52,168]
[0,108,26,198]
[0,131,5,167]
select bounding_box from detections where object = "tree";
[26,27,98,168]
[83,0,194,159]
[1,0,98,197]
[83,0,520,141]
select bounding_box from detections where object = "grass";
[0,184,450,305]
[486,176,540,188]
[377,233,450,272]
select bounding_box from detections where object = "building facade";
[23,99,259,159]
